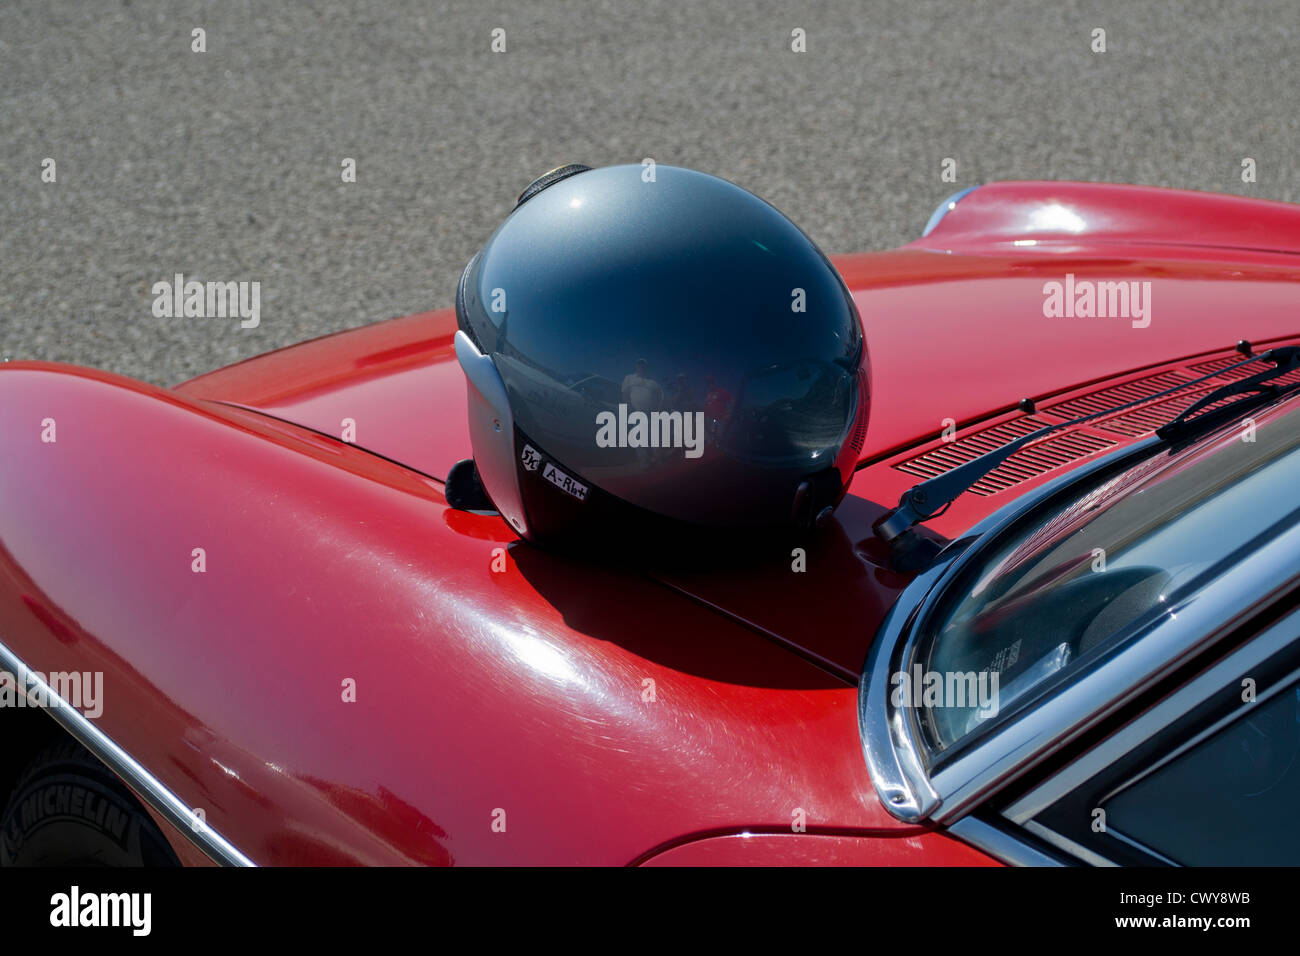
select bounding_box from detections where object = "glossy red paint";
[178,309,469,482]
[854,339,1300,546]
[640,830,1001,866]
[178,184,1300,476]
[6,181,1300,865]
[0,364,916,865]
[916,180,1300,257]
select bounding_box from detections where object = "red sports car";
[3,177,1299,866]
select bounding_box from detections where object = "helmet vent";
[515,164,592,209]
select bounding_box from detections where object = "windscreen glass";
[913,400,1300,756]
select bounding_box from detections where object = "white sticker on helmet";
[542,462,589,501]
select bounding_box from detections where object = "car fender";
[0,362,905,865]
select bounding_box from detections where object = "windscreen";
[913,398,1300,756]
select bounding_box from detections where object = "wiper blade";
[1155,347,1300,440]
[874,345,1300,546]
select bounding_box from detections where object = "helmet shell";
[457,164,868,541]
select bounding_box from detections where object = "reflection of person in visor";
[622,359,663,413]
[448,163,869,552]
[622,358,663,467]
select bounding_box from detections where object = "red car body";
[3,181,1299,865]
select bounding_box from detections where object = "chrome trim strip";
[945,816,1067,867]
[860,553,958,822]
[1004,609,1300,822]
[932,524,1300,821]
[1023,820,1118,867]
[860,437,1165,822]
[1024,657,1300,865]
[0,638,256,867]
[861,429,1300,829]
[1104,826,1181,866]
[1101,660,1300,805]
[921,185,980,237]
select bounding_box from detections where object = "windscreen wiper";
[1155,347,1300,440]
[874,344,1300,547]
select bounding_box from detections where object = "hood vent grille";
[894,416,1118,495]
[1188,355,1300,387]
[964,431,1118,495]
[1188,356,1256,380]
[1092,385,1220,437]
[894,415,1046,482]
[892,346,1299,497]
[1038,369,1193,421]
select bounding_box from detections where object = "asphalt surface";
[2,0,1297,386]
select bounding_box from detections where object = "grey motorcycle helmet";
[449,163,869,551]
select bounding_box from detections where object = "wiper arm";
[1155,346,1300,440]
[874,345,1300,546]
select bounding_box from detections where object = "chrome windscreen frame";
[859,431,1300,830]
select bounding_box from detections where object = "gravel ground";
[1,0,1296,385]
